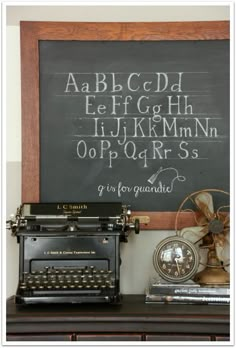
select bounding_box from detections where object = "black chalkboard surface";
[39,40,229,211]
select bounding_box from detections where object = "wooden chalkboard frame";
[20,21,229,230]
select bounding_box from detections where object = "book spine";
[146,294,230,304]
[149,287,230,296]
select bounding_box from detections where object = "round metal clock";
[153,236,200,283]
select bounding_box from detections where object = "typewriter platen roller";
[8,203,139,304]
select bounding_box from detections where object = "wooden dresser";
[6,295,230,341]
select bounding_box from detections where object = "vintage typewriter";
[8,203,139,304]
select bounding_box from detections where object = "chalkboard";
[20,21,230,229]
[39,40,229,210]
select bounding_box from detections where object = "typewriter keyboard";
[19,267,116,295]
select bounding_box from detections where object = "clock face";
[153,236,200,283]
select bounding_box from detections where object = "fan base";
[194,266,230,285]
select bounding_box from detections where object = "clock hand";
[174,258,180,274]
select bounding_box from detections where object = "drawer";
[215,336,230,341]
[76,334,142,341]
[7,334,72,341]
[145,334,211,341]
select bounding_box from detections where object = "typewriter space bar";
[33,289,101,296]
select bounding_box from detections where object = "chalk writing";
[97,167,186,198]
[39,40,229,209]
[55,72,224,169]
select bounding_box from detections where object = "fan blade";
[196,213,208,226]
[177,225,208,244]
[214,230,230,266]
[217,204,229,225]
[194,192,215,221]
[225,215,230,227]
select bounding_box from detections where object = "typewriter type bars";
[9,203,139,304]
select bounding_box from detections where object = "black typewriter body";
[9,203,139,305]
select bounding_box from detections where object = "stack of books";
[145,281,230,305]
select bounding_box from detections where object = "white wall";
[5,4,230,298]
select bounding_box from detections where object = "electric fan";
[175,189,230,285]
